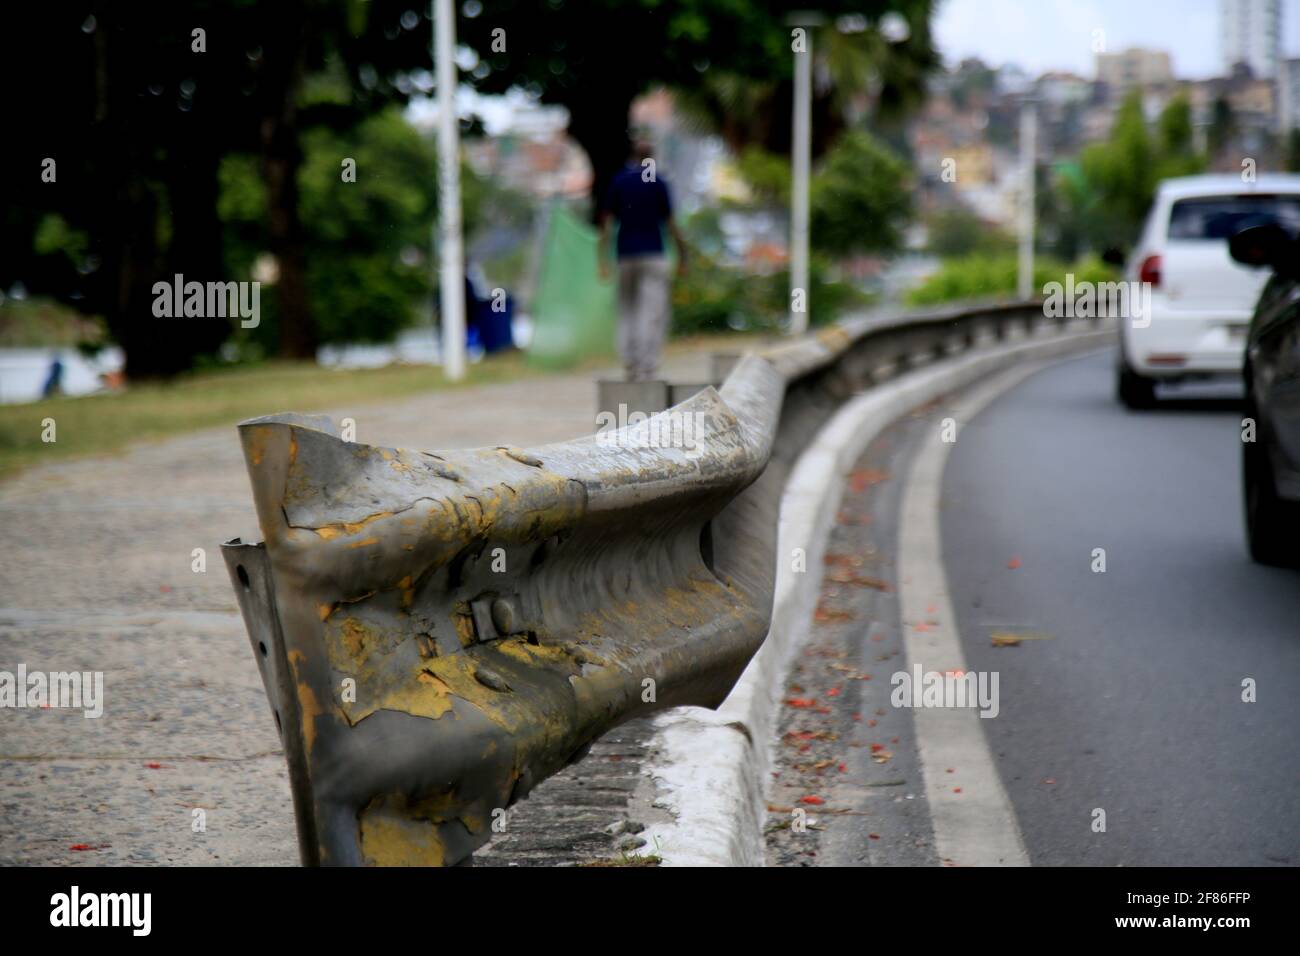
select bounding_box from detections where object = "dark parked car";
[1229,223,1300,565]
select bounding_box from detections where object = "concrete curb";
[639,321,1114,866]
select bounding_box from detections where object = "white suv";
[1117,174,1300,408]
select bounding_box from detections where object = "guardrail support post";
[595,379,671,424]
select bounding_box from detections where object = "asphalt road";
[942,348,1300,866]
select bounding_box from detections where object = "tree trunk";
[94,15,204,379]
[565,86,637,222]
[112,177,168,380]
[260,20,315,360]
[165,140,230,365]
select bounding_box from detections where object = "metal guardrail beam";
[223,299,1073,865]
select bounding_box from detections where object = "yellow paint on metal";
[287,649,324,756]
[309,511,397,540]
[454,608,476,648]
[495,640,573,668]
[358,793,453,866]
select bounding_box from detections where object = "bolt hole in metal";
[259,641,268,657]
[236,564,251,590]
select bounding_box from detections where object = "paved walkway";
[0,348,719,865]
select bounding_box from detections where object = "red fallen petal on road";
[891,737,899,744]
[913,622,933,632]
[827,687,841,697]
[785,698,817,708]
[867,719,877,727]
[69,844,104,851]
[852,712,862,722]
[946,768,955,773]
[870,743,885,752]
[868,833,881,840]
[144,762,165,769]
[814,706,832,714]
[838,763,848,773]
[160,585,172,593]
[814,606,856,623]
[953,787,963,793]
[800,795,825,805]
[1007,557,1021,569]
[848,468,890,493]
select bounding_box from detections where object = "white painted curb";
[640,321,1113,866]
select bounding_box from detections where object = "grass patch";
[0,353,539,479]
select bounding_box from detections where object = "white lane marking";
[896,360,1058,867]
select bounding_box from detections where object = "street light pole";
[789,19,813,336]
[435,0,466,380]
[1017,98,1037,302]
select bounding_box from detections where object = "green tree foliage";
[457,1,938,213]
[1067,92,1205,252]
[735,147,795,206]
[810,132,913,256]
[220,109,490,349]
[925,206,1015,258]
[734,132,914,257]
[4,0,443,375]
[6,2,938,375]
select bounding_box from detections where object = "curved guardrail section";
[222,299,1075,865]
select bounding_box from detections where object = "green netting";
[528,205,617,368]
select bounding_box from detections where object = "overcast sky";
[933,0,1300,79]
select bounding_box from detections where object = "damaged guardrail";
[223,298,1082,866]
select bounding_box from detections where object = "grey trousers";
[616,254,671,381]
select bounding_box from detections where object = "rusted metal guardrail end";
[224,386,780,865]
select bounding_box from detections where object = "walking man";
[598,135,688,381]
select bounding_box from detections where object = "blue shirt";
[605,164,673,258]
